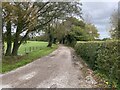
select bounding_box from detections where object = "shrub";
[96,41,120,88]
[75,42,100,69]
[75,41,120,88]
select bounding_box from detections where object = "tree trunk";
[62,37,65,44]
[5,41,12,56]
[5,21,12,56]
[59,40,62,44]
[47,23,53,47]
[12,29,29,56]
[0,15,3,56]
[2,36,4,56]
[12,30,21,56]
[12,22,21,56]
[2,25,4,56]
[53,38,57,44]
[12,41,20,56]
[47,34,53,47]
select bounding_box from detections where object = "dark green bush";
[75,41,120,88]
[75,42,100,69]
[96,41,120,88]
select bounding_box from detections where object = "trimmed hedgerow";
[75,41,120,88]
[75,41,101,70]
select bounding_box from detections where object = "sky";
[81,0,118,39]
[2,0,119,39]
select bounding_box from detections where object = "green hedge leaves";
[75,41,120,88]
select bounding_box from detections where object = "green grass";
[77,40,120,44]
[4,41,48,55]
[2,41,58,73]
[77,41,105,43]
[18,41,49,55]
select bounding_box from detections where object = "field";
[18,41,49,55]
[4,41,49,55]
[2,41,58,73]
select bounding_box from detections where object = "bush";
[96,41,120,88]
[75,42,100,69]
[75,41,120,88]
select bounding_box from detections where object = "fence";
[25,46,43,54]
[18,46,44,55]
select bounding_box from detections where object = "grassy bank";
[2,41,58,73]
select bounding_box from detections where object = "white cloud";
[81,2,118,39]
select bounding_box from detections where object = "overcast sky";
[81,1,118,39]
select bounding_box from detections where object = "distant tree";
[55,17,99,46]
[110,10,119,39]
[85,24,99,41]
[102,38,111,41]
[56,17,86,46]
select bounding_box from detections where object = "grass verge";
[2,44,58,73]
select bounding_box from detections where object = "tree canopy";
[2,2,82,55]
[2,2,100,56]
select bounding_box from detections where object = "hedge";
[75,41,120,88]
